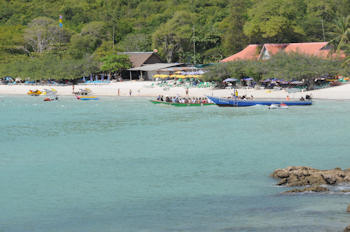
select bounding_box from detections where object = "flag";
[59,15,63,28]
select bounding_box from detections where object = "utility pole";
[191,0,196,66]
[321,18,326,42]
[193,24,196,66]
[113,25,115,50]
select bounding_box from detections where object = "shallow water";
[0,96,350,232]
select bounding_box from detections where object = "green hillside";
[0,0,349,79]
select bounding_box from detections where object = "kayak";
[150,100,214,107]
[76,95,99,100]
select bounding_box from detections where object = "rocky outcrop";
[271,166,350,187]
[347,204,350,213]
[344,225,350,232]
[282,185,329,194]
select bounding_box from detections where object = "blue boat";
[207,96,312,107]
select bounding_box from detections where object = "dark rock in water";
[347,204,350,213]
[282,185,329,194]
[271,166,350,187]
[344,225,350,232]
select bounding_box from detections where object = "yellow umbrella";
[174,75,186,79]
[153,74,169,79]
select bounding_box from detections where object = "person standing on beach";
[129,89,132,96]
[185,88,189,96]
[234,89,238,100]
[118,88,120,96]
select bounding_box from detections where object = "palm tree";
[329,15,350,53]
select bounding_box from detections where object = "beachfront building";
[221,42,343,62]
[119,52,162,80]
[126,63,184,80]
[120,52,163,68]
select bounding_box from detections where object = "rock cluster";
[271,166,350,187]
[344,225,350,232]
[283,185,329,193]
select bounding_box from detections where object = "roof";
[159,66,199,72]
[221,45,260,62]
[128,63,183,71]
[120,52,162,68]
[222,42,345,62]
[284,42,331,58]
[262,43,288,56]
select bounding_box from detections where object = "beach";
[0,81,349,100]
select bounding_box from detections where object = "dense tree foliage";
[203,52,350,89]
[0,0,349,80]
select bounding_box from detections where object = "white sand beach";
[0,81,349,100]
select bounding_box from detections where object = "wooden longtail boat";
[207,96,312,107]
[150,100,214,107]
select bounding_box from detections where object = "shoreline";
[0,81,349,100]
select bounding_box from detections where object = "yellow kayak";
[27,90,42,96]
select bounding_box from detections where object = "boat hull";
[76,96,99,100]
[207,96,312,107]
[150,100,214,107]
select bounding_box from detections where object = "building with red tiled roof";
[259,43,289,60]
[221,42,344,62]
[220,45,260,62]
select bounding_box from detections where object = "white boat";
[279,103,289,109]
[268,104,279,109]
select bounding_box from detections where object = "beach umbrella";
[5,76,13,81]
[174,75,186,79]
[290,81,304,84]
[223,78,237,82]
[154,74,169,79]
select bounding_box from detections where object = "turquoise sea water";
[1,96,350,232]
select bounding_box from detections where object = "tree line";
[203,52,350,90]
[0,0,349,80]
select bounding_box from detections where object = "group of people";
[228,94,254,100]
[299,95,312,101]
[157,95,209,104]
